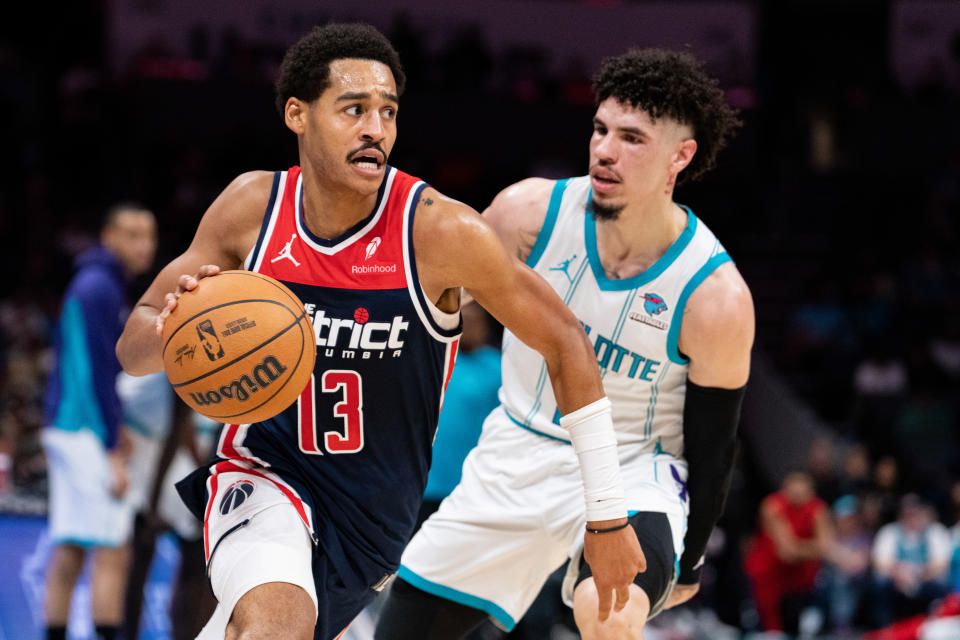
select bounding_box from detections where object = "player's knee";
[226,582,315,640]
[48,545,85,582]
[573,580,649,640]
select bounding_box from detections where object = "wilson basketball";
[161,270,316,424]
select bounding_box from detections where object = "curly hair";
[275,23,406,118]
[592,48,740,183]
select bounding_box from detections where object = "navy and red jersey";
[180,165,461,591]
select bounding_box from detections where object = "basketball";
[161,270,316,424]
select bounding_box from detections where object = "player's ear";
[284,97,308,135]
[672,138,697,174]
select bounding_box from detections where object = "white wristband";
[561,397,627,522]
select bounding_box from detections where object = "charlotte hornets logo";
[629,292,669,330]
[219,480,255,515]
[642,293,668,316]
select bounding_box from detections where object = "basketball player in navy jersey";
[376,49,752,639]
[116,23,644,640]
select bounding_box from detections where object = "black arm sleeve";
[677,379,746,584]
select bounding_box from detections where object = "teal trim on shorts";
[397,565,517,631]
[665,252,732,364]
[525,179,568,269]
[53,535,124,549]
[504,409,571,444]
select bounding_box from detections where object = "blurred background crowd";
[1,1,959,638]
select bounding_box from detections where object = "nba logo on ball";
[220,480,255,515]
[197,318,225,361]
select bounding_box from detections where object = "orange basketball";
[161,270,316,424]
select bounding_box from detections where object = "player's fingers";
[596,584,613,622]
[198,264,220,278]
[613,584,631,612]
[178,274,200,293]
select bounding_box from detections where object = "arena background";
[1,1,958,638]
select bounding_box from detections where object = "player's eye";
[345,105,362,116]
[383,107,396,119]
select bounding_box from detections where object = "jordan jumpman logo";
[271,233,301,267]
[549,254,577,283]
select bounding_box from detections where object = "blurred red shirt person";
[745,470,832,631]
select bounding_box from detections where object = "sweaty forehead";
[326,58,397,97]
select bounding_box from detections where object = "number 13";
[298,370,365,455]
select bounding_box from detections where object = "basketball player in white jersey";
[376,49,753,639]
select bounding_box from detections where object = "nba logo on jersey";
[219,480,255,515]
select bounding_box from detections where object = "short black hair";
[592,48,741,183]
[275,22,406,118]
[102,201,152,230]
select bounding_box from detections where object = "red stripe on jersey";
[203,472,220,560]
[439,338,460,413]
[211,460,313,532]
[219,424,241,458]
[255,166,423,290]
[298,376,320,454]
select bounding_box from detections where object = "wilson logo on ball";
[189,355,288,407]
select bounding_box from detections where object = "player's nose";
[359,111,385,141]
[593,134,617,162]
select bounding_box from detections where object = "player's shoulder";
[218,170,276,214]
[198,171,275,232]
[683,260,754,339]
[413,186,486,241]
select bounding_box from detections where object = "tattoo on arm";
[420,197,434,206]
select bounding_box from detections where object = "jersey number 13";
[298,371,364,454]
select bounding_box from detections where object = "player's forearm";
[544,327,627,524]
[678,380,745,583]
[116,305,165,376]
[543,325,606,414]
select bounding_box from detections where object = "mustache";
[347,142,387,162]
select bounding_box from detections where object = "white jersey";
[499,175,731,463]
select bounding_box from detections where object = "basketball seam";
[162,298,292,356]
[226,270,308,311]
[196,315,310,421]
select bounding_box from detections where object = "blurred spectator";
[744,470,832,633]
[820,495,873,635]
[892,368,958,490]
[118,371,218,640]
[41,203,156,640]
[807,436,841,504]
[870,493,952,629]
[837,443,873,499]
[867,455,902,527]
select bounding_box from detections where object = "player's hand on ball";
[583,520,646,621]
[664,582,699,609]
[155,264,221,334]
